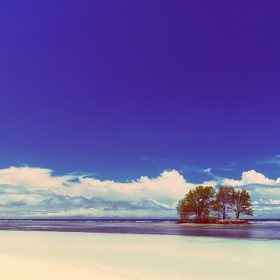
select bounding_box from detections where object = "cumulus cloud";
[70,169,195,203]
[0,166,74,190]
[222,170,280,186]
[0,166,280,218]
[219,169,280,218]
[0,167,209,204]
[0,166,205,217]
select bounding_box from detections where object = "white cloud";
[0,193,39,205]
[222,170,279,186]
[148,199,175,209]
[0,166,280,218]
[0,166,74,190]
[203,168,212,173]
[200,180,217,187]
[220,170,280,216]
[0,167,202,207]
[265,199,280,204]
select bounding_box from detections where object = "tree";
[214,186,234,219]
[231,189,253,219]
[177,186,216,221]
[176,198,192,220]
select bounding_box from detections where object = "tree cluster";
[177,185,253,221]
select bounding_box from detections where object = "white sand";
[0,254,131,280]
[0,231,279,280]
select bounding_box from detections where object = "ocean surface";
[0,218,279,240]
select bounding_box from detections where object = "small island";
[176,219,249,225]
[176,185,253,224]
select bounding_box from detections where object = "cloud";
[0,166,204,217]
[73,169,195,203]
[0,166,280,218]
[222,170,280,186]
[203,168,212,174]
[219,169,280,218]
[0,167,192,203]
[0,166,74,190]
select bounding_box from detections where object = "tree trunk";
[222,206,226,219]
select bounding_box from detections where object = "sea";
[0,218,280,240]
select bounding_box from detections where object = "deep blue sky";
[0,0,279,182]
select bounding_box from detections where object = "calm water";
[0,218,279,240]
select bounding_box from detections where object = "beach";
[0,231,279,280]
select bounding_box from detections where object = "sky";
[0,0,280,218]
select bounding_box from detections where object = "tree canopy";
[214,186,234,219]
[177,186,215,221]
[231,189,253,219]
[177,185,253,221]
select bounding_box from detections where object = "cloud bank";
[0,166,280,218]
